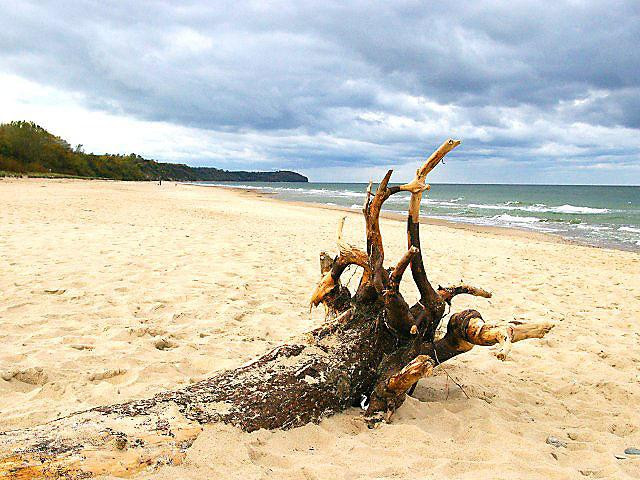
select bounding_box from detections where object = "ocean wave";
[198,183,367,198]
[386,197,460,208]
[491,214,541,223]
[618,226,640,233]
[468,203,512,210]
[577,224,612,231]
[423,214,638,246]
[264,187,364,198]
[426,200,461,207]
[551,204,610,214]
[467,202,610,214]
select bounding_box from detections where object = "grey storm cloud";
[0,0,639,179]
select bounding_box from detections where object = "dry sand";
[1,178,639,479]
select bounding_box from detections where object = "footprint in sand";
[154,338,178,350]
[1,367,48,385]
[609,423,637,437]
[43,289,66,295]
[233,312,247,322]
[262,305,282,315]
[89,369,127,381]
[172,312,187,321]
[130,327,167,337]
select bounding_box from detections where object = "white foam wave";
[551,204,610,214]
[468,202,609,214]
[426,199,460,207]
[265,187,363,198]
[195,183,367,198]
[386,197,460,208]
[492,214,541,223]
[618,226,640,233]
[577,224,612,231]
[468,203,512,210]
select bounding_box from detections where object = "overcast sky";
[1,1,639,183]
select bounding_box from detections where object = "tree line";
[0,121,307,182]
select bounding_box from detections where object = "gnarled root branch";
[309,258,351,315]
[383,247,421,336]
[438,284,492,304]
[366,309,554,424]
[365,355,435,426]
[388,355,435,393]
[389,246,419,292]
[400,139,461,338]
[310,217,370,315]
[437,309,554,361]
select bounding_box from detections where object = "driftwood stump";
[0,139,553,479]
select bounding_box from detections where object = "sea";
[193,182,640,252]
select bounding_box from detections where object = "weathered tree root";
[0,139,554,479]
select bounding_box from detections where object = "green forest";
[0,121,307,182]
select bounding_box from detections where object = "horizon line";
[211,180,640,187]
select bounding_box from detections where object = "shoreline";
[2,177,634,252]
[184,182,611,252]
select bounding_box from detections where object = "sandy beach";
[1,178,639,479]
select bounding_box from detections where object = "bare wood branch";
[438,284,492,304]
[364,354,434,426]
[310,254,361,309]
[336,216,368,262]
[362,180,373,214]
[406,138,460,256]
[434,309,554,362]
[358,170,394,296]
[399,139,461,337]
[387,355,434,393]
[399,138,462,205]
[366,171,393,264]
[510,321,555,342]
[389,246,419,292]
[310,218,370,309]
[337,215,348,249]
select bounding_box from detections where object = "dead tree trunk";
[0,139,553,479]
